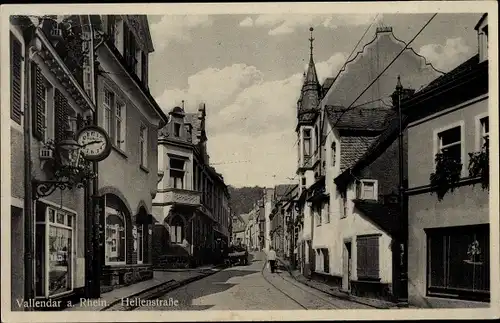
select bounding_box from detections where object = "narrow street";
[136,253,373,311]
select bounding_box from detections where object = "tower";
[296,27,321,192]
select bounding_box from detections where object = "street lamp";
[33,119,94,200]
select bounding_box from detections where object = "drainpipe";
[24,36,36,308]
[396,76,408,306]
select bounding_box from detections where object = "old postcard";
[1,1,499,322]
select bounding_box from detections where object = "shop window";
[426,224,489,301]
[105,207,126,264]
[35,202,75,298]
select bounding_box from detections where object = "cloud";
[149,15,214,51]
[418,37,472,72]
[155,63,263,113]
[239,14,382,35]
[154,53,347,187]
[239,16,254,27]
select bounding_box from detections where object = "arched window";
[105,207,126,264]
[170,216,184,244]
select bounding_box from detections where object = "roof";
[340,136,380,172]
[321,27,442,109]
[324,105,395,131]
[336,113,408,183]
[353,200,401,237]
[474,13,488,30]
[413,54,480,97]
[274,184,298,201]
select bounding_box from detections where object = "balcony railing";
[160,188,201,206]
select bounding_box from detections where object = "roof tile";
[325,105,395,130]
[340,136,380,171]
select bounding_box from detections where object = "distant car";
[227,244,249,266]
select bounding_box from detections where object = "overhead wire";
[269,13,438,207]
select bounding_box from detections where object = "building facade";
[294,26,442,292]
[405,13,490,308]
[152,103,231,268]
[95,14,169,293]
[9,15,96,310]
[8,14,169,310]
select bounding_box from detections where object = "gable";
[123,15,155,53]
[322,29,442,109]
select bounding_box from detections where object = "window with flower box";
[35,201,75,298]
[426,224,489,301]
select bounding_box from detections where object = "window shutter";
[11,33,23,124]
[366,236,380,278]
[357,237,367,278]
[54,89,70,142]
[32,65,45,140]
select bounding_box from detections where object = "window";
[322,248,330,273]
[35,202,75,298]
[115,101,126,150]
[303,129,311,156]
[437,125,462,163]
[135,49,142,79]
[314,126,319,152]
[141,51,148,87]
[356,180,378,200]
[103,89,114,136]
[174,123,181,137]
[115,100,126,149]
[316,205,322,226]
[479,116,489,149]
[105,206,126,264]
[169,158,185,189]
[340,190,347,218]
[427,224,489,301]
[10,32,23,125]
[133,225,144,264]
[331,142,336,166]
[324,201,330,223]
[140,123,148,168]
[123,22,138,72]
[356,235,380,280]
[32,66,54,141]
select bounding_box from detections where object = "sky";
[146,12,484,188]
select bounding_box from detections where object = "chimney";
[391,76,415,108]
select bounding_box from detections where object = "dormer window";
[356,180,378,201]
[174,123,181,137]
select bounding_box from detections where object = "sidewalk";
[277,258,399,309]
[64,265,224,311]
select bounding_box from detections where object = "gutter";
[34,27,96,112]
[102,40,169,126]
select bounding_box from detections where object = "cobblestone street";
[135,253,373,311]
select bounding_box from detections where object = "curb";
[277,258,397,310]
[102,266,225,311]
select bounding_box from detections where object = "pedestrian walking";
[267,247,277,273]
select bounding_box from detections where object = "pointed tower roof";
[298,27,321,124]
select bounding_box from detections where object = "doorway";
[343,241,352,292]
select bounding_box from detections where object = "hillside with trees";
[228,185,264,216]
